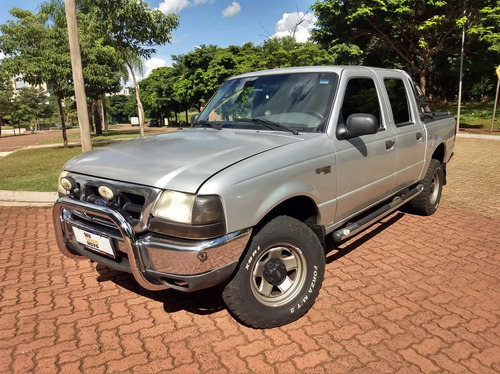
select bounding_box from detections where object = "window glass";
[340,78,381,125]
[384,78,411,125]
[198,72,338,132]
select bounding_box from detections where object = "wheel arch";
[432,142,445,163]
[431,142,447,185]
[252,195,325,248]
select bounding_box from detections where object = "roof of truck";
[231,66,401,80]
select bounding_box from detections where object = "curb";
[0,190,58,207]
[456,133,500,140]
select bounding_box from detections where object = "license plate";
[72,227,115,258]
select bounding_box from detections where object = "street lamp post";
[456,8,466,134]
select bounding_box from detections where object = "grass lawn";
[433,102,500,131]
[39,128,144,145]
[0,147,82,191]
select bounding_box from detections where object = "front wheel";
[405,159,444,216]
[222,216,325,329]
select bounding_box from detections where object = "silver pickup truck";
[53,66,455,328]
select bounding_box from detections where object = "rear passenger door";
[382,73,426,191]
[331,71,397,223]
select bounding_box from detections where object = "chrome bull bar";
[53,196,251,291]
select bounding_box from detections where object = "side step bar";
[331,184,424,243]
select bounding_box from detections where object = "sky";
[0,0,319,81]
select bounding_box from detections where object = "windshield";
[195,72,339,133]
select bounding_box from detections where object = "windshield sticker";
[319,79,330,85]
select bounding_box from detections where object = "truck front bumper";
[53,197,251,292]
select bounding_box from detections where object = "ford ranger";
[53,66,455,328]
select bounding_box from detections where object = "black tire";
[406,159,444,216]
[222,216,325,329]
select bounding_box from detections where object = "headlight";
[151,191,225,239]
[152,191,196,223]
[57,171,70,195]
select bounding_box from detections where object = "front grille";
[64,173,161,232]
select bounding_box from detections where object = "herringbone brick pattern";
[0,137,499,373]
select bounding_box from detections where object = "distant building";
[12,80,49,96]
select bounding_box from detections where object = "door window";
[340,78,381,127]
[384,78,412,126]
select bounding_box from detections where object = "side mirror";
[190,114,199,124]
[345,113,379,138]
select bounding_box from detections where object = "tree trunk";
[126,59,145,137]
[56,95,68,148]
[94,101,102,135]
[0,116,3,137]
[101,96,109,132]
[87,104,94,132]
[185,110,188,123]
[419,69,427,95]
[175,111,178,124]
[65,0,92,152]
[419,54,430,95]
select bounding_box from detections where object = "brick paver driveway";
[1,137,499,373]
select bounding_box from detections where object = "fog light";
[60,176,76,192]
[98,185,115,201]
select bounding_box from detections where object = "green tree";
[0,70,14,137]
[262,36,335,68]
[470,3,500,52]
[311,0,494,93]
[76,8,125,134]
[85,0,179,136]
[108,94,136,123]
[140,67,178,123]
[0,7,73,146]
[172,46,223,113]
[81,37,123,134]
[9,87,44,132]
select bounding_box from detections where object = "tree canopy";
[311,0,500,95]
[0,6,74,144]
[83,0,179,136]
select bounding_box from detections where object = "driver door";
[330,71,397,223]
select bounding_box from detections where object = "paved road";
[0,130,77,153]
[0,126,173,154]
[0,137,499,373]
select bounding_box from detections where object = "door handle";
[416,132,423,140]
[386,140,395,149]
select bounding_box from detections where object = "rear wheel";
[406,159,443,216]
[222,216,325,328]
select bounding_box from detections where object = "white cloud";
[144,57,169,78]
[158,0,190,14]
[272,12,317,43]
[194,0,213,5]
[122,57,170,87]
[222,2,241,18]
[158,0,214,15]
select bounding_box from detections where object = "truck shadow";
[325,212,405,264]
[93,212,405,317]
[95,265,226,316]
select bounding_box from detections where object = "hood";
[64,129,303,193]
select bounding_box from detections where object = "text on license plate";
[72,227,115,257]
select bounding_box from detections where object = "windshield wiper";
[193,120,222,130]
[235,117,299,135]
